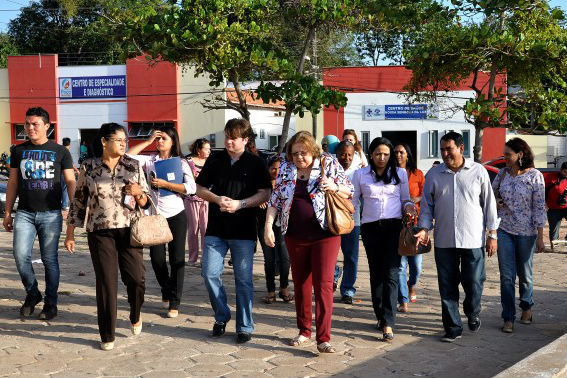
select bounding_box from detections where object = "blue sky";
[0,0,566,32]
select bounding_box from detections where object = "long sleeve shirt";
[492,168,546,236]
[351,166,411,224]
[129,154,196,218]
[68,155,150,232]
[418,159,499,249]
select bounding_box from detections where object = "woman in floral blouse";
[492,138,546,333]
[264,131,353,354]
[65,123,150,351]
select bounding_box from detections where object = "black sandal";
[263,294,277,304]
[278,291,294,302]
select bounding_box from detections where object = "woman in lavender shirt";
[492,138,546,333]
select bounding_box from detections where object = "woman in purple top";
[492,138,546,333]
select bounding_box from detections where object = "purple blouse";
[492,168,546,236]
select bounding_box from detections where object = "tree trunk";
[473,121,484,163]
[228,69,250,121]
[312,113,318,140]
[276,25,317,153]
[278,105,294,154]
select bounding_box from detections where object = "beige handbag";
[321,157,355,235]
[130,196,173,247]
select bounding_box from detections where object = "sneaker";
[236,332,252,344]
[341,295,353,305]
[38,304,58,320]
[441,332,462,343]
[166,308,179,318]
[131,319,142,335]
[20,293,43,317]
[212,321,227,337]
[100,341,114,351]
[333,267,342,292]
[468,317,481,332]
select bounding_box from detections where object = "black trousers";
[361,219,402,328]
[149,210,187,309]
[87,228,145,343]
[257,223,290,292]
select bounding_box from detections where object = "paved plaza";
[0,224,565,378]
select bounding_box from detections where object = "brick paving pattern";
[0,224,565,378]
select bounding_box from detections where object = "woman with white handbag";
[65,123,150,351]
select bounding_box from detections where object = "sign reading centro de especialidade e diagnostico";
[59,75,126,99]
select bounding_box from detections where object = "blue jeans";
[61,174,69,209]
[13,210,63,306]
[497,229,536,322]
[547,209,567,242]
[398,254,423,304]
[334,226,360,297]
[201,236,255,333]
[435,247,485,334]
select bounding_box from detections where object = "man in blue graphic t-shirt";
[3,107,75,320]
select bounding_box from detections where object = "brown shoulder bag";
[321,157,355,235]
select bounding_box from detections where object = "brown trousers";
[87,228,145,342]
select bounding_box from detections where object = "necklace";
[299,174,306,180]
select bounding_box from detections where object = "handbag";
[320,157,355,235]
[398,214,431,256]
[130,196,173,247]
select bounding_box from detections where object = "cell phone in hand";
[123,194,136,211]
[149,171,158,190]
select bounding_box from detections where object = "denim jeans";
[61,174,69,209]
[398,254,423,304]
[547,209,567,242]
[435,247,485,334]
[497,229,536,322]
[13,210,63,306]
[334,226,360,297]
[201,236,255,333]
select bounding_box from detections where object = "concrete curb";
[493,333,567,378]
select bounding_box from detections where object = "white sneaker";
[131,319,142,335]
[100,341,114,351]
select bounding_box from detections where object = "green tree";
[0,34,19,68]
[8,0,122,66]
[404,0,567,161]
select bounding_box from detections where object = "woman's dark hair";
[93,122,127,158]
[267,154,281,168]
[561,162,567,170]
[395,143,417,175]
[505,137,534,170]
[367,137,400,185]
[190,138,210,156]
[157,125,182,157]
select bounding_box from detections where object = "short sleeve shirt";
[11,140,73,212]
[196,150,271,240]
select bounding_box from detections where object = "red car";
[483,156,560,184]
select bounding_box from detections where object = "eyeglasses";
[292,151,309,157]
[106,137,128,145]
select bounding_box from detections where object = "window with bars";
[129,122,174,139]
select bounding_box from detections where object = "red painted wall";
[481,127,507,162]
[322,66,507,138]
[126,57,179,151]
[8,55,58,144]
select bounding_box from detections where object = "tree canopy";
[7,0,122,66]
[404,0,567,161]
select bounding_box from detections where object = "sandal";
[278,291,294,303]
[290,334,310,346]
[263,294,277,304]
[397,303,409,313]
[317,342,336,353]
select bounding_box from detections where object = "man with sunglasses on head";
[3,107,75,321]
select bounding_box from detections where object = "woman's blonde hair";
[343,129,363,154]
[285,131,321,162]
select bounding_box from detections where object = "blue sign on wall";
[59,75,127,99]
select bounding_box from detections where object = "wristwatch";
[240,200,247,209]
[488,233,498,240]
